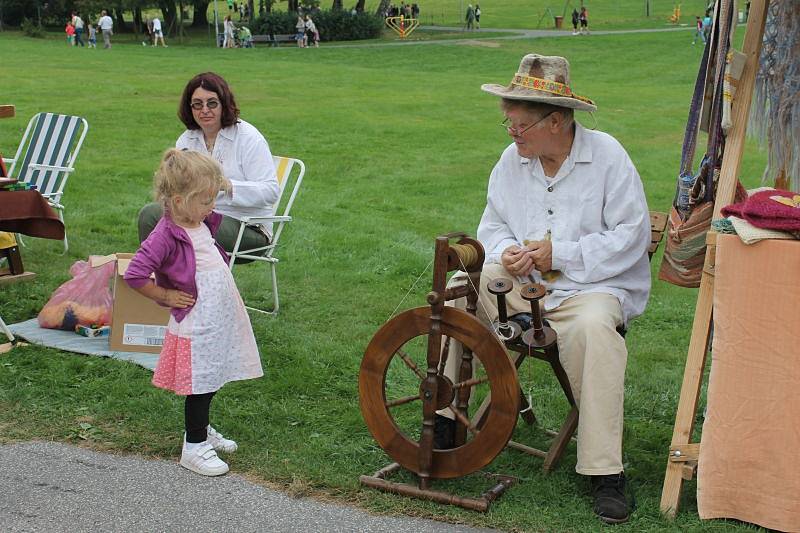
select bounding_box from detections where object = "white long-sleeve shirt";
[177,119,280,234]
[477,122,651,324]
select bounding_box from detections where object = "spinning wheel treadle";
[359,306,519,479]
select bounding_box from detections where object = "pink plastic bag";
[38,257,115,331]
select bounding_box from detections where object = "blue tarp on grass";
[8,318,157,370]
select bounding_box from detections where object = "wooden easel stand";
[660,0,770,518]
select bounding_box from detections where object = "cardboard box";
[91,254,170,354]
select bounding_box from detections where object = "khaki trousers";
[441,263,626,475]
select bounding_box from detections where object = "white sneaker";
[207,425,238,453]
[180,442,229,476]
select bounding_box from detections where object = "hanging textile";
[659,0,742,288]
[749,0,800,191]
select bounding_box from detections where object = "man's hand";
[525,239,553,273]
[162,288,195,309]
[501,245,536,277]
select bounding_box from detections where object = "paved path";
[1,441,495,533]
[323,24,692,48]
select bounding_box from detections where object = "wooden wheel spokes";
[452,375,490,390]
[396,349,426,380]
[385,394,421,408]
[360,306,519,479]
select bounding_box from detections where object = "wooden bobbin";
[520,283,557,349]
[487,278,521,342]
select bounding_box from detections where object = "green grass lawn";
[0,29,767,532]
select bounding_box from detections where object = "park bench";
[251,34,295,47]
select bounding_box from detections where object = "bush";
[254,10,384,42]
[21,17,45,38]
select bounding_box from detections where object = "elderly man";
[435,54,651,524]
[97,10,114,49]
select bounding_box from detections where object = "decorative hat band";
[511,74,594,105]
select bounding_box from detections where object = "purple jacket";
[124,212,229,322]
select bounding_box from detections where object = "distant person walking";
[702,12,712,42]
[305,15,320,47]
[465,3,475,30]
[294,15,306,47]
[97,10,114,48]
[65,20,75,46]
[579,6,589,34]
[692,16,705,44]
[72,12,85,47]
[152,16,167,47]
[223,15,235,48]
[475,4,481,29]
[571,8,579,34]
[87,22,97,48]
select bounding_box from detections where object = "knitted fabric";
[721,189,800,231]
[749,0,800,191]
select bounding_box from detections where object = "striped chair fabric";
[4,113,89,252]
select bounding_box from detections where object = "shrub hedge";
[253,10,384,41]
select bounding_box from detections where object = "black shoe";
[433,414,455,449]
[591,473,630,524]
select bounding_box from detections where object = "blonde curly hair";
[153,148,230,220]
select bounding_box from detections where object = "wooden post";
[659,0,770,518]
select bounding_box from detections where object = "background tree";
[375,0,389,15]
[192,0,209,27]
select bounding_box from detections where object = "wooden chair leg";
[543,406,578,472]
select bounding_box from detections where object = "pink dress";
[152,224,262,395]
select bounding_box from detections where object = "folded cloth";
[0,190,65,240]
[727,215,796,244]
[721,189,800,232]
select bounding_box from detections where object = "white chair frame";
[228,155,305,315]
[3,112,89,253]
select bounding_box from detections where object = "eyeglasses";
[190,100,220,111]
[501,111,554,136]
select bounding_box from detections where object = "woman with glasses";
[138,72,279,256]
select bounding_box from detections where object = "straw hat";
[481,54,596,112]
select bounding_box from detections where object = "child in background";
[88,23,97,47]
[65,20,75,45]
[693,16,705,44]
[124,149,263,477]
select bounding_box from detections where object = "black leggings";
[185,391,216,443]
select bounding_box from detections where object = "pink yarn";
[721,189,800,231]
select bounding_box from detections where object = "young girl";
[125,149,263,477]
[65,20,75,46]
[88,23,97,48]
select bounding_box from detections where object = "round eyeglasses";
[190,100,220,111]
[501,111,554,136]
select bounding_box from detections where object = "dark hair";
[178,72,240,130]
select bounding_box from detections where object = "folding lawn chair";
[228,155,305,315]
[2,112,89,253]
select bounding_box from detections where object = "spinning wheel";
[358,233,528,511]
[360,305,519,479]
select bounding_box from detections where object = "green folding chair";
[3,112,89,253]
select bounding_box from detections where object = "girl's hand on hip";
[163,289,195,308]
